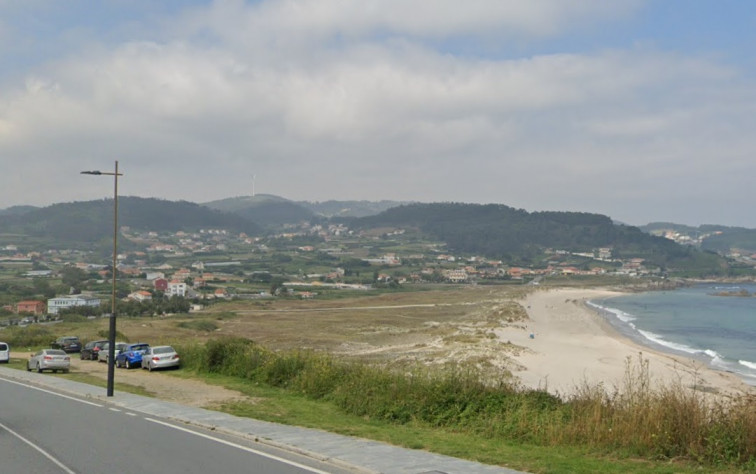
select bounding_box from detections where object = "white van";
[0,342,9,363]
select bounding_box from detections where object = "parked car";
[0,342,9,363]
[115,343,150,369]
[80,340,109,360]
[141,345,180,371]
[27,349,70,373]
[99,342,128,364]
[52,336,82,353]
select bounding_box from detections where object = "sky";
[1,0,755,227]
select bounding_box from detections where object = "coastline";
[497,287,755,398]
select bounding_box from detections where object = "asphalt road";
[0,377,350,474]
[0,367,523,474]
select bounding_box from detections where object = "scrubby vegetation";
[176,319,219,332]
[178,338,756,470]
[1,325,56,347]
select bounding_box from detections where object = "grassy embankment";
[172,338,756,473]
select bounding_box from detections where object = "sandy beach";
[497,288,755,398]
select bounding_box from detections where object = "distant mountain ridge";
[0,205,39,217]
[203,194,314,227]
[0,197,261,243]
[0,195,405,243]
[0,195,404,243]
[202,194,293,212]
[352,203,722,271]
[202,195,408,222]
[0,196,743,274]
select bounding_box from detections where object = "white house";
[128,290,153,302]
[47,295,102,315]
[145,271,165,281]
[168,280,187,297]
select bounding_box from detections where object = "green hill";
[641,222,756,254]
[700,228,756,254]
[0,197,737,276]
[0,205,39,217]
[203,194,314,228]
[354,203,725,273]
[202,195,406,226]
[0,197,261,243]
[203,194,291,212]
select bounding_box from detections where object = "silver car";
[99,342,128,364]
[141,345,180,371]
[27,349,70,373]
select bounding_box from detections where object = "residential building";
[153,278,169,292]
[168,280,187,297]
[16,300,46,315]
[145,272,165,281]
[363,254,402,265]
[128,291,152,302]
[443,269,468,283]
[24,270,53,278]
[173,268,191,280]
[47,295,102,315]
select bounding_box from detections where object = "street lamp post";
[81,161,123,397]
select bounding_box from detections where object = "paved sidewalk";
[0,367,525,474]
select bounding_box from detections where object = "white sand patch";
[500,288,755,398]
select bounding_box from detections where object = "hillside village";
[0,219,660,323]
[646,226,756,266]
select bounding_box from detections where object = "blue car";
[115,343,150,369]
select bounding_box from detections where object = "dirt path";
[14,351,251,408]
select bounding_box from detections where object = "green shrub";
[176,320,218,332]
[204,337,258,377]
[2,325,55,347]
[259,351,307,387]
[59,313,88,323]
[96,329,129,342]
[293,354,351,399]
[212,312,238,321]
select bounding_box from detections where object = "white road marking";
[0,376,102,407]
[145,417,333,474]
[1,375,335,473]
[0,421,77,474]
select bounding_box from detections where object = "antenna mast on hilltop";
[252,174,256,197]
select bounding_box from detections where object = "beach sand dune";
[498,288,754,398]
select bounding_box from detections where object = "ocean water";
[588,283,756,387]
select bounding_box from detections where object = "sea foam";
[594,286,756,387]
[635,329,725,364]
[587,301,636,322]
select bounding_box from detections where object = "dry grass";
[102,286,531,380]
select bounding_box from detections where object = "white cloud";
[1,0,756,227]
[182,0,645,43]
